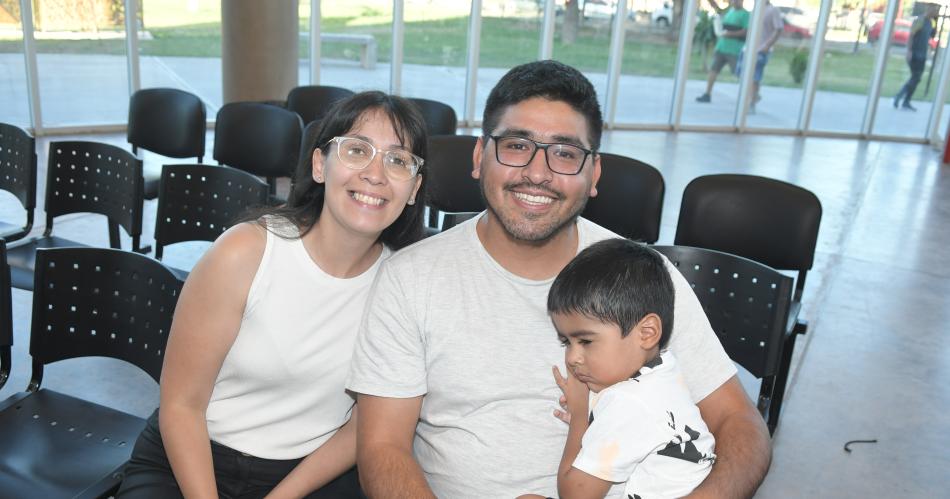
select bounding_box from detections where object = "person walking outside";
[894,4,940,112]
[697,0,750,103]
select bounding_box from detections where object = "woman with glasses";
[118,91,427,499]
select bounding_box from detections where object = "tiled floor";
[1,129,947,497]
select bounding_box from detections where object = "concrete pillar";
[221,0,298,103]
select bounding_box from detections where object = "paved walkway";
[1,53,947,139]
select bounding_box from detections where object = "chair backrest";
[408,98,458,136]
[582,153,664,243]
[426,135,483,215]
[0,122,38,218]
[653,245,793,380]
[0,240,12,391]
[45,141,144,240]
[28,247,183,388]
[154,164,269,259]
[127,88,206,160]
[286,85,355,126]
[213,102,303,179]
[293,120,323,193]
[675,174,821,271]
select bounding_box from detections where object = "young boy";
[545,238,716,499]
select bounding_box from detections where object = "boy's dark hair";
[548,238,675,349]
[482,60,603,152]
[244,91,428,250]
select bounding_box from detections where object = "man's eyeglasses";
[326,136,424,181]
[488,135,594,175]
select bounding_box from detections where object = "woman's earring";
[407,198,416,206]
[315,175,323,183]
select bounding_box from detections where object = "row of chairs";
[0,122,270,289]
[0,242,183,498]
[130,85,458,203]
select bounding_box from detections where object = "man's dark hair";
[482,60,603,152]
[548,239,675,349]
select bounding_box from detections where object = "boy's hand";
[553,366,590,424]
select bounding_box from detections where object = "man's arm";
[687,376,772,499]
[707,0,727,14]
[357,394,436,499]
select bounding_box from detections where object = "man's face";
[472,97,601,243]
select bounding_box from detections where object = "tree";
[563,0,580,45]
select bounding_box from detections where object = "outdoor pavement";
[2,52,949,140]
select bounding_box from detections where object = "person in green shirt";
[696,0,750,103]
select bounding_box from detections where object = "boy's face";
[552,312,660,393]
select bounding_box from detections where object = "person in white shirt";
[347,60,771,499]
[118,91,427,498]
[520,238,716,499]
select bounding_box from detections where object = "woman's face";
[312,109,423,242]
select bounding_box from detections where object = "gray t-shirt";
[346,215,737,498]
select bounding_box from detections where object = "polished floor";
[0,129,947,497]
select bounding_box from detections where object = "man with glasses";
[347,60,771,498]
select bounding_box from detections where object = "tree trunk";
[671,0,685,41]
[563,0,580,45]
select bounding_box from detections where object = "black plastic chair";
[0,240,11,392]
[154,164,269,280]
[213,102,303,202]
[286,85,355,126]
[408,98,458,136]
[673,174,822,433]
[582,153,664,243]
[426,135,483,231]
[653,245,794,435]
[6,141,145,291]
[127,88,207,200]
[0,246,182,498]
[0,123,37,242]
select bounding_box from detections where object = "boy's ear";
[636,314,662,349]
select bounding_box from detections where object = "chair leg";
[108,221,121,249]
[767,325,804,434]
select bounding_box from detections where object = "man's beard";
[479,177,589,244]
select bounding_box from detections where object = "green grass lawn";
[0,12,940,100]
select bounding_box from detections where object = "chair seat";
[0,220,28,243]
[7,236,91,291]
[0,389,147,499]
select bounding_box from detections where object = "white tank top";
[205,222,391,459]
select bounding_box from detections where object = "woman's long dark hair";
[249,91,428,250]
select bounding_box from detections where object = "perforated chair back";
[0,122,37,241]
[286,85,355,126]
[654,245,793,431]
[154,164,269,260]
[127,88,206,160]
[675,174,821,298]
[45,141,144,241]
[0,240,11,391]
[408,98,458,136]
[426,135,483,230]
[213,102,303,180]
[29,247,183,387]
[582,153,664,243]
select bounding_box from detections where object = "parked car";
[868,19,939,48]
[783,18,812,39]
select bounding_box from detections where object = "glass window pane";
[551,0,614,117]
[872,3,944,138]
[614,0,677,125]
[810,0,880,133]
[401,0,470,119]
[139,0,222,111]
[34,0,130,126]
[0,2,30,128]
[300,0,310,86]
[744,0,813,129]
[320,1,392,92]
[475,0,543,125]
[681,0,756,126]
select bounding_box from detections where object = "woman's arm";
[159,224,267,499]
[265,405,360,499]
